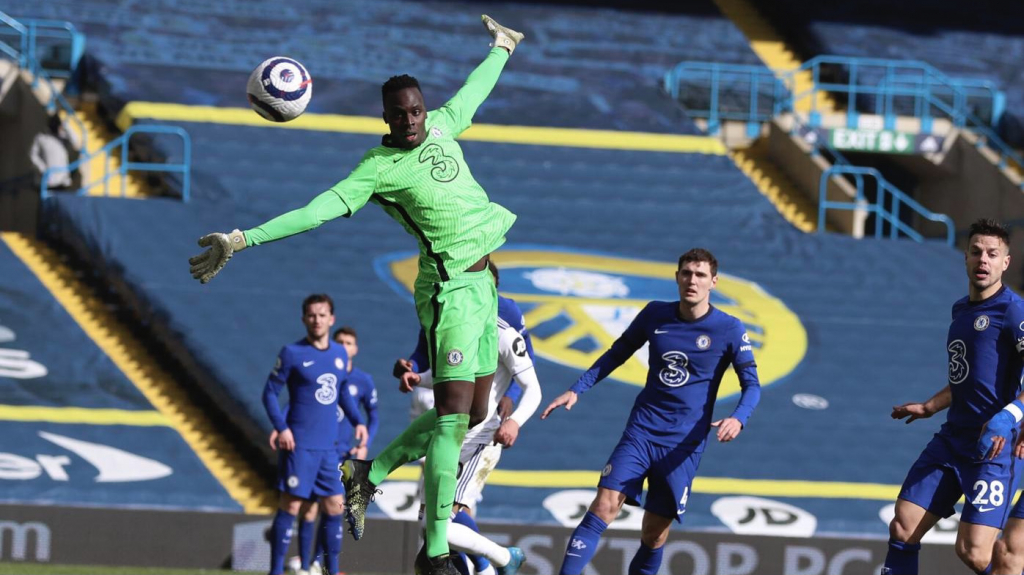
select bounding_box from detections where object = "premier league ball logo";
[279,68,294,83]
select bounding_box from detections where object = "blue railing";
[663,62,790,138]
[819,166,954,246]
[665,54,1023,185]
[41,125,192,202]
[877,74,1003,126]
[0,11,84,81]
[0,11,87,151]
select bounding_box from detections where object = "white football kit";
[417,317,542,510]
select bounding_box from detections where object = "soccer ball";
[246,57,312,122]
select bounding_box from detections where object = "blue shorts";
[277,448,344,500]
[899,426,1021,528]
[598,429,702,523]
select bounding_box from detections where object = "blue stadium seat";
[0,240,241,511]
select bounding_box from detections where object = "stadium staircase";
[0,231,269,512]
[729,138,817,232]
[0,11,266,512]
[74,101,146,198]
[713,0,836,115]
[697,0,834,233]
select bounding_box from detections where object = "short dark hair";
[968,218,1010,248]
[333,326,357,341]
[487,259,499,287]
[302,294,334,315]
[382,74,421,103]
[678,248,718,276]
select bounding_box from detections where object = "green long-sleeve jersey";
[245,47,517,282]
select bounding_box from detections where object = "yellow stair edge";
[1,232,274,514]
[71,103,148,199]
[728,141,817,233]
[714,0,837,114]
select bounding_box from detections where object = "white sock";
[447,522,512,566]
[477,566,496,575]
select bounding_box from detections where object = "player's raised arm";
[434,15,524,137]
[189,154,377,283]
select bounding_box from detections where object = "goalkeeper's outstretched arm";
[438,15,525,136]
[189,154,376,284]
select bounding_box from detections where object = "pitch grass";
[0,564,402,575]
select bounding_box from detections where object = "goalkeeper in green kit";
[189,15,524,575]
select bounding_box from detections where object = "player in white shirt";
[402,316,542,575]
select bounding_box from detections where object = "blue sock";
[453,552,471,575]
[320,513,343,575]
[629,543,664,575]
[269,510,295,575]
[453,509,492,572]
[559,511,608,575]
[882,539,920,575]
[298,519,316,570]
[313,522,326,567]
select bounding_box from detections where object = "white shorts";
[410,387,435,421]
[454,442,503,512]
[416,442,503,518]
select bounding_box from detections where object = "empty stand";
[0,235,243,511]
[763,0,1024,145]
[1,0,768,134]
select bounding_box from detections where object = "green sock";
[368,408,438,485]
[424,413,469,559]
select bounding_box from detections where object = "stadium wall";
[900,132,1024,283]
[0,75,47,233]
[0,503,962,574]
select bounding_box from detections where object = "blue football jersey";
[262,339,363,451]
[571,302,760,448]
[946,287,1024,429]
[336,367,379,453]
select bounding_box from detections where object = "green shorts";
[414,267,498,383]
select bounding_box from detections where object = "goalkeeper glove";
[189,229,247,284]
[482,14,524,55]
[976,399,1024,459]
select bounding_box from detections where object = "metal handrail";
[0,11,86,150]
[0,12,84,80]
[877,74,1003,125]
[790,55,970,127]
[41,125,192,202]
[665,54,1023,187]
[819,166,954,246]
[0,12,27,62]
[663,61,790,137]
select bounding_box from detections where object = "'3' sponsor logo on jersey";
[315,373,338,405]
[947,339,970,384]
[659,351,690,387]
[418,143,459,183]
